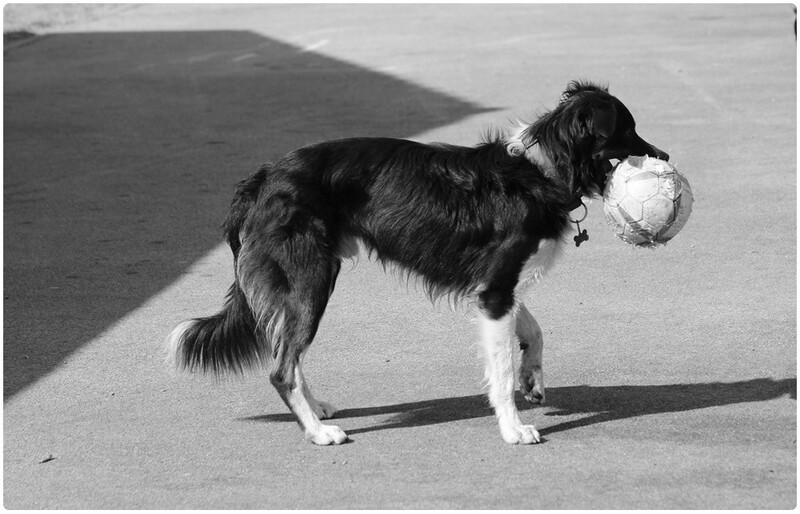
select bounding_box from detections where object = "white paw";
[315,401,338,420]
[499,422,541,445]
[306,424,348,445]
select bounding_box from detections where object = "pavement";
[3,4,796,509]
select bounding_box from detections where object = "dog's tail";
[166,283,267,375]
[167,165,272,375]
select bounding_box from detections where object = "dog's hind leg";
[270,299,347,444]
[515,302,545,404]
[268,256,347,445]
[236,224,345,444]
[478,292,540,444]
[295,259,341,421]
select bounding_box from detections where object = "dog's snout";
[647,143,669,162]
[631,134,670,162]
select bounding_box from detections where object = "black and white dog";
[168,81,669,445]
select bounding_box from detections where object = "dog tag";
[570,199,589,247]
[573,221,589,247]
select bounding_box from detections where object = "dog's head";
[525,81,669,201]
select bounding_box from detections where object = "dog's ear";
[561,82,615,140]
[566,102,615,144]
[587,104,616,139]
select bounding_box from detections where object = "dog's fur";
[167,81,669,445]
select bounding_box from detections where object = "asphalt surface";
[3,4,796,509]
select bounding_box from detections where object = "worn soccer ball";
[603,156,693,247]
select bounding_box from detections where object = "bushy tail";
[167,164,273,375]
[167,283,267,375]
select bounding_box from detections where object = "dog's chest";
[514,238,563,293]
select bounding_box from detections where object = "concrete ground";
[3,4,796,509]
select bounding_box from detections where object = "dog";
[167,81,669,445]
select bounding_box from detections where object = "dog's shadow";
[239,378,795,437]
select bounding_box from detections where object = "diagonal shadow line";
[237,378,796,437]
[3,29,496,401]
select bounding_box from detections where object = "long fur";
[167,80,669,443]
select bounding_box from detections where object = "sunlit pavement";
[4,4,795,508]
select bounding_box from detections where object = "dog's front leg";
[478,306,541,444]
[515,302,545,404]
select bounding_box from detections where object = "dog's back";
[264,138,571,297]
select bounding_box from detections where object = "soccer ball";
[603,156,693,247]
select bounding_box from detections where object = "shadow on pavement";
[538,377,796,436]
[3,30,492,400]
[240,378,796,437]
